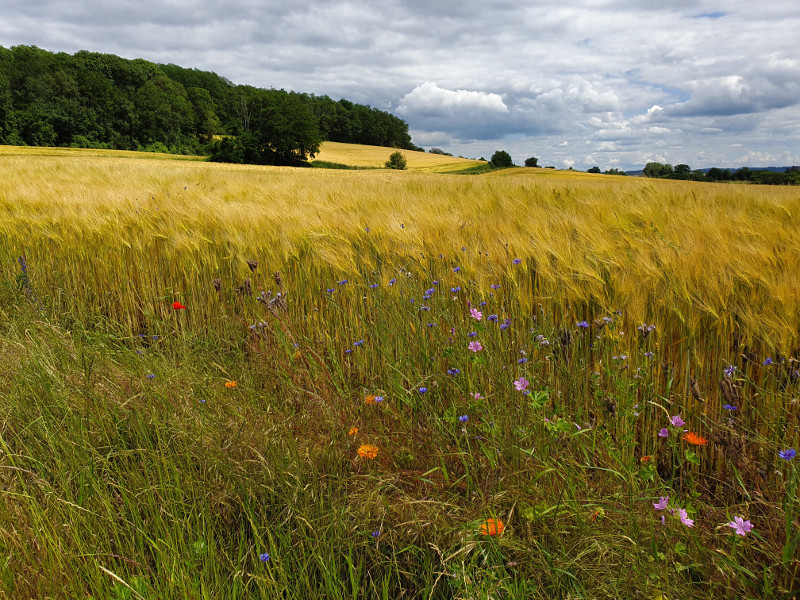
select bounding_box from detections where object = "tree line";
[0,45,420,165]
[642,162,799,185]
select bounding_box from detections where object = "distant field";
[1,144,798,598]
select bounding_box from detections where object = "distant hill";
[625,166,795,177]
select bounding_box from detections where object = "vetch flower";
[480,518,504,536]
[357,444,379,459]
[670,415,685,427]
[490,284,500,289]
[513,377,529,392]
[468,341,483,352]
[470,307,483,320]
[653,496,669,511]
[677,508,694,528]
[728,516,753,537]
[778,448,797,461]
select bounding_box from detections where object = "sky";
[2,0,799,170]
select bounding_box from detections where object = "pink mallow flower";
[728,516,753,537]
[468,340,483,352]
[677,508,694,528]
[670,415,685,427]
[470,307,483,320]
[470,392,483,400]
[653,496,669,511]
[513,377,529,392]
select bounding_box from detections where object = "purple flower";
[353,340,364,347]
[418,387,427,394]
[724,364,736,377]
[470,307,483,320]
[488,314,498,322]
[658,428,669,438]
[513,377,529,392]
[326,288,335,293]
[374,395,384,403]
[728,516,753,537]
[427,322,436,327]
[490,284,500,289]
[723,404,737,411]
[643,352,654,358]
[451,286,461,293]
[371,530,381,538]
[518,358,528,364]
[778,448,797,461]
[146,374,155,380]
[458,415,469,423]
[576,321,589,329]
[470,392,482,400]
[468,341,483,352]
[425,288,435,296]
[389,278,396,285]
[260,552,270,562]
[421,305,430,311]
[677,508,694,528]
[513,258,522,264]
[653,496,669,511]
[345,349,353,354]
[468,331,478,337]
[338,280,348,285]
[763,357,773,366]
[370,283,379,289]
[447,368,461,376]
[453,266,460,272]
[670,415,685,428]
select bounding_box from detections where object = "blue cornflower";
[353,340,364,347]
[453,266,461,272]
[459,415,469,423]
[490,284,500,289]
[778,448,797,461]
[643,352,654,358]
[451,286,461,293]
[421,305,430,311]
[518,358,528,364]
[146,374,155,380]
[724,365,736,377]
[447,368,461,376]
[345,349,353,354]
[432,280,439,285]
[723,404,737,411]
[389,278,396,286]
[370,283,379,289]
[418,387,427,393]
[513,258,522,264]
[260,552,270,562]
[371,530,381,538]
[577,321,589,329]
[488,314,498,322]
[763,357,773,366]
[365,226,370,232]
[338,280,348,285]
[479,301,487,306]
[425,288,435,296]
[468,331,478,337]
[499,323,509,330]
[326,288,335,293]
[427,322,437,327]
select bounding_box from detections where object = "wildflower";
[370,283,378,289]
[427,322,437,327]
[326,288,334,293]
[171,301,186,310]
[348,427,358,436]
[421,305,430,311]
[517,358,527,364]
[723,404,737,411]
[653,496,669,511]
[677,508,694,528]
[513,377,529,392]
[490,284,500,289]
[576,321,589,329]
[468,331,478,337]
[478,301,487,306]
[338,280,348,285]
[499,322,509,331]
[640,455,652,463]
[353,340,364,347]
[480,518,504,536]
[724,364,736,378]
[260,552,270,562]
[470,307,483,320]
[728,516,753,537]
[459,415,469,423]
[513,258,522,264]
[778,448,797,461]
[447,368,461,376]
[658,428,669,438]
[670,415,685,427]
[225,381,237,388]
[451,286,461,293]
[345,349,353,354]
[357,444,379,459]
[683,431,708,446]
[488,314,498,322]
[643,352,654,358]
[470,392,483,400]
[418,387,427,394]
[146,374,155,380]
[374,395,384,403]
[468,341,483,352]
[763,357,773,366]
[371,530,381,538]
[389,278,396,286]
[425,288,435,296]
[453,266,460,272]
[365,394,377,405]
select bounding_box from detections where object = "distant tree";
[524,156,539,167]
[385,151,407,170]
[643,162,673,178]
[604,168,625,175]
[674,163,691,174]
[429,147,452,156]
[489,150,513,169]
[706,167,732,181]
[587,166,601,173]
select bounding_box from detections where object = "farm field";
[0,145,798,598]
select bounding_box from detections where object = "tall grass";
[0,146,798,598]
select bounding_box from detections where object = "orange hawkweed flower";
[480,518,505,536]
[357,444,378,459]
[225,381,237,388]
[348,427,358,436]
[640,455,652,463]
[683,431,708,446]
[365,394,377,405]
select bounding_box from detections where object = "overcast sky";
[2,0,799,169]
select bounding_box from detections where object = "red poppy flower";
[172,301,186,310]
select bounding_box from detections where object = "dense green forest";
[0,45,420,164]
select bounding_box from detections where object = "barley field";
[0,145,798,598]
